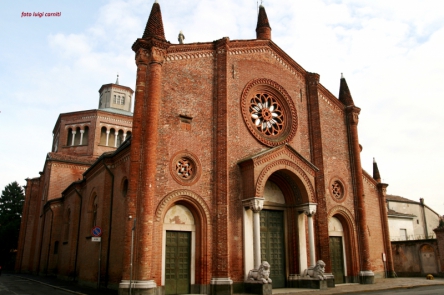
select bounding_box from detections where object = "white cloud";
[2,0,444,215]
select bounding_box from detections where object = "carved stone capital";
[135,49,150,66]
[296,203,317,216]
[149,46,167,65]
[346,106,361,125]
[135,42,168,66]
[377,183,389,197]
[243,198,265,213]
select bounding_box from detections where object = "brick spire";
[339,73,355,106]
[373,157,381,183]
[142,1,166,40]
[256,5,272,40]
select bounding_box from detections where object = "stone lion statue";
[302,260,327,280]
[247,261,272,284]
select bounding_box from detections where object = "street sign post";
[91,226,103,289]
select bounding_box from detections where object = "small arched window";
[67,128,73,146]
[117,130,124,146]
[109,128,116,147]
[74,127,81,145]
[82,126,89,145]
[100,127,107,145]
[92,195,98,227]
[122,179,129,197]
[64,209,71,242]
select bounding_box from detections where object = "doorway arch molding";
[238,144,318,203]
[155,189,212,289]
[256,159,316,203]
[155,189,211,225]
[327,205,359,278]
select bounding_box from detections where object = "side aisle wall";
[362,175,386,276]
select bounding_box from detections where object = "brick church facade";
[16,3,395,294]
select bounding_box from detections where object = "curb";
[315,282,444,295]
[15,275,87,295]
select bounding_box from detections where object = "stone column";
[105,130,110,146]
[79,130,84,145]
[346,106,374,284]
[377,182,395,277]
[71,130,76,146]
[114,131,119,147]
[300,203,317,267]
[123,133,127,142]
[244,198,264,269]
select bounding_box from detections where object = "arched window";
[92,195,98,227]
[82,126,89,145]
[122,178,128,197]
[64,209,71,242]
[109,128,116,147]
[74,127,81,145]
[126,131,132,138]
[67,128,73,146]
[100,127,107,145]
[117,130,124,146]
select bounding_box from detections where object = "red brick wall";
[434,228,444,274]
[47,163,88,201]
[363,175,386,276]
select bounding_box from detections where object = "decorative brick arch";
[154,189,212,286]
[155,189,211,225]
[255,159,315,203]
[327,206,357,233]
[328,205,359,278]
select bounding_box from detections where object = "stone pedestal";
[287,276,328,290]
[210,278,233,295]
[323,273,335,288]
[244,282,272,295]
[359,271,375,284]
[118,280,157,295]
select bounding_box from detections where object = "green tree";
[0,181,25,269]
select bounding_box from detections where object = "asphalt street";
[350,285,444,295]
[0,275,74,295]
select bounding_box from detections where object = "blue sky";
[1,0,444,215]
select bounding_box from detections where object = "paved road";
[0,275,74,295]
[350,285,444,295]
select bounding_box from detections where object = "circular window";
[329,178,346,202]
[241,78,297,146]
[170,151,201,185]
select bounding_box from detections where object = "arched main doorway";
[261,179,286,288]
[328,216,347,284]
[244,168,313,288]
[162,205,195,295]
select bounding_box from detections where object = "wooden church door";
[165,231,191,294]
[329,236,345,283]
[260,210,286,287]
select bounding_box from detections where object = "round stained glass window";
[329,178,347,202]
[170,151,201,185]
[241,78,297,146]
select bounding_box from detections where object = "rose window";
[170,151,201,185]
[250,93,284,136]
[241,79,297,147]
[332,181,343,199]
[176,158,193,179]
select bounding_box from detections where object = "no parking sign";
[91,226,102,242]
